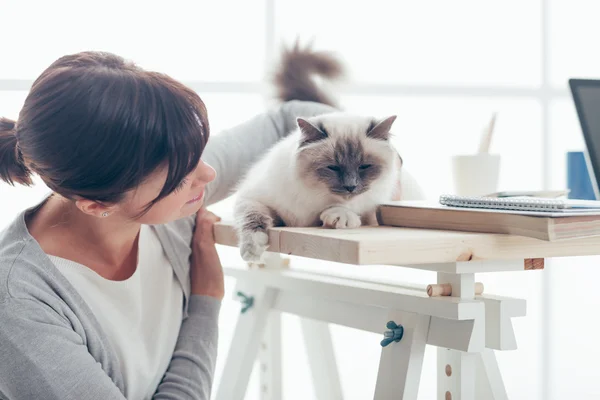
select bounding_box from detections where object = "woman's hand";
[190,208,225,299]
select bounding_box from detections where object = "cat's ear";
[297,117,327,146]
[367,115,397,141]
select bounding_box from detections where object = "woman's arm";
[0,297,127,400]
[155,208,224,398]
[0,295,219,400]
[201,100,336,206]
[153,296,221,399]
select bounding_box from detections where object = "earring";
[102,212,109,217]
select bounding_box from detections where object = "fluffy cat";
[234,44,400,262]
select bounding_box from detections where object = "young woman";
[0,51,334,400]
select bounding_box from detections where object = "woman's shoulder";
[0,211,68,306]
[0,212,32,300]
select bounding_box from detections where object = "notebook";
[439,194,600,213]
[375,200,600,241]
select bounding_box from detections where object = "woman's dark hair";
[0,51,210,212]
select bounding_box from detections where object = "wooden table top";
[214,222,600,266]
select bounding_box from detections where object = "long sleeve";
[0,297,127,400]
[0,295,221,400]
[201,100,336,206]
[153,295,221,399]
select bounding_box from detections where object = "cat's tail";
[271,40,346,108]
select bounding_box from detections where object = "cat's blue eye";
[327,165,340,171]
[359,164,372,170]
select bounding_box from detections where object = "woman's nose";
[194,160,216,185]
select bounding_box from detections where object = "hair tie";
[13,127,27,165]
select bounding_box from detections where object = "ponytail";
[0,117,33,186]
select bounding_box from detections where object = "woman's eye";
[359,164,372,170]
[327,165,340,171]
[174,178,189,192]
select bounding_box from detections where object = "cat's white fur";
[234,112,399,262]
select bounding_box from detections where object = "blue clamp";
[236,291,254,314]
[380,321,404,347]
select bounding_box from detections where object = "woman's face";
[119,159,216,224]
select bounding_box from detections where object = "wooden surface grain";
[214,222,592,266]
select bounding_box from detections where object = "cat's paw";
[240,231,270,262]
[320,207,362,229]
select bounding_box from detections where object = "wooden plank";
[274,291,483,352]
[524,258,545,270]
[455,259,526,273]
[214,222,596,267]
[224,266,483,321]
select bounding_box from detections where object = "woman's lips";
[186,190,204,204]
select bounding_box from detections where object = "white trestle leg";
[373,310,431,399]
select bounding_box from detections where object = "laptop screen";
[569,79,600,199]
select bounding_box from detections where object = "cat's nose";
[344,185,357,193]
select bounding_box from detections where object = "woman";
[0,51,334,400]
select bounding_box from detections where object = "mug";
[451,154,501,196]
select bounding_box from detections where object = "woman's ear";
[75,199,118,218]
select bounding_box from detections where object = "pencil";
[478,112,497,154]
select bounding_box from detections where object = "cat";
[233,43,400,262]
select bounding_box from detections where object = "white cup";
[451,154,501,196]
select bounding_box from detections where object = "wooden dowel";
[426,282,484,297]
[524,258,544,270]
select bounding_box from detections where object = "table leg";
[475,349,509,400]
[373,310,430,399]
[215,285,276,400]
[301,318,344,400]
[259,312,283,400]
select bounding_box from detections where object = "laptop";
[568,78,600,200]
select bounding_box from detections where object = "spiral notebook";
[439,195,600,213]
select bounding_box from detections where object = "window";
[341,95,543,199]
[550,0,600,89]
[2,1,596,399]
[275,0,541,87]
[1,0,265,81]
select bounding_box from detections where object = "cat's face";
[295,113,397,199]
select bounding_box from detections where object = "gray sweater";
[0,100,333,400]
